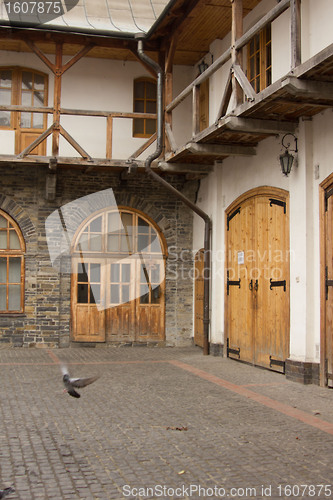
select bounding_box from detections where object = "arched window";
[133,77,157,138]
[0,211,25,313]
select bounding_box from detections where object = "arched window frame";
[72,207,167,259]
[0,210,25,314]
[132,77,157,138]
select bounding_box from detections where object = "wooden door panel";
[254,196,289,370]
[194,250,204,347]
[325,194,333,385]
[16,131,46,155]
[227,199,254,363]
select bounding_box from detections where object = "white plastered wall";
[192,0,333,362]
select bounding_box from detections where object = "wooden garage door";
[71,208,166,343]
[226,187,290,372]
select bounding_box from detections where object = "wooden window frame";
[0,66,48,131]
[247,25,271,93]
[0,210,25,314]
[132,77,157,139]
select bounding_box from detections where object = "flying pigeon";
[0,487,15,499]
[61,365,100,398]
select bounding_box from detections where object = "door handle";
[249,280,253,291]
[254,279,258,291]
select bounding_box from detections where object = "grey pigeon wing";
[67,387,81,398]
[70,375,100,388]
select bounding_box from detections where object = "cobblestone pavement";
[0,345,333,500]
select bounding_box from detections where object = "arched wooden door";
[194,249,204,347]
[225,187,290,372]
[71,208,166,343]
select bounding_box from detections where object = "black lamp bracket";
[281,133,298,153]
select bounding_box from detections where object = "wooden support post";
[192,85,200,137]
[291,0,301,68]
[106,116,113,159]
[231,0,243,107]
[53,42,63,157]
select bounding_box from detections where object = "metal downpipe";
[137,40,212,355]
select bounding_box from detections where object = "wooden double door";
[70,207,166,344]
[226,188,290,372]
[72,257,165,343]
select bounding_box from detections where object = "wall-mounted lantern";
[279,133,298,176]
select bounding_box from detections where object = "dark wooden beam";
[186,142,256,156]
[291,0,301,68]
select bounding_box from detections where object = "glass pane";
[90,216,102,233]
[151,284,160,304]
[21,92,32,106]
[111,263,120,283]
[0,216,7,228]
[151,234,161,253]
[140,285,149,304]
[78,233,88,251]
[146,119,156,135]
[22,72,33,90]
[111,284,119,304]
[77,262,88,283]
[0,111,10,127]
[20,112,32,128]
[108,212,120,232]
[9,230,20,249]
[0,257,6,282]
[138,217,149,233]
[0,88,11,104]
[120,235,132,252]
[77,283,88,303]
[133,118,144,135]
[90,263,100,283]
[146,101,156,113]
[34,73,45,91]
[8,257,21,282]
[138,234,149,252]
[134,81,145,98]
[122,264,130,283]
[32,112,43,129]
[0,285,6,310]
[140,265,149,283]
[121,213,132,234]
[0,231,7,249]
[8,285,21,311]
[107,235,119,252]
[151,265,160,284]
[134,101,144,113]
[0,70,12,88]
[90,234,102,251]
[146,82,156,99]
[8,284,21,310]
[34,91,44,106]
[90,284,100,304]
[122,284,129,303]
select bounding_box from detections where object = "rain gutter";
[137,38,212,355]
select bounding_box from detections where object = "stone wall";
[0,164,195,348]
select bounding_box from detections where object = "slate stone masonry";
[0,164,195,348]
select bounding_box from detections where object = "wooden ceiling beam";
[223,116,298,134]
[186,142,256,156]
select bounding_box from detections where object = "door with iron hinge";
[194,249,204,347]
[226,188,290,372]
[322,181,333,386]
